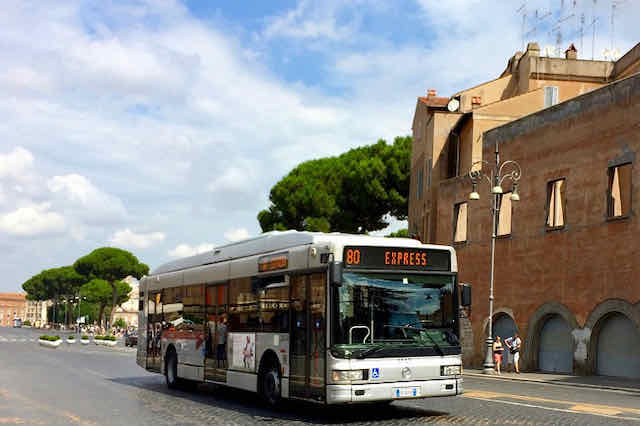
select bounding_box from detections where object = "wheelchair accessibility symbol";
[371,368,380,379]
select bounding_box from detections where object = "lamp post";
[468,141,522,375]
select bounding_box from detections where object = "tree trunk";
[98,303,106,328]
[109,281,119,329]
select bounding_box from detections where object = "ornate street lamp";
[468,142,522,374]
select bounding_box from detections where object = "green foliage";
[112,318,126,329]
[94,335,117,341]
[73,247,149,283]
[22,320,32,326]
[67,335,75,339]
[39,335,61,341]
[79,279,132,327]
[81,335,89,340]
[258,136,411,234]
[386,228,409,238]
[22,266,85,301]
[74,247,145,326]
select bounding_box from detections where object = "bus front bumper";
[326,377,463,404]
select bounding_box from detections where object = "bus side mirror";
[329,261,343,287]
[460,283,472,307]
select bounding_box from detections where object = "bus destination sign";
[342,246,450,271]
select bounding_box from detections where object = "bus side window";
[260,284,289,333]
[228,278,259,332]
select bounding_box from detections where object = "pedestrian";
[492,336,504,375]
[505,333,522,373]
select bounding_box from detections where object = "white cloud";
[263,0,360,41]
[224,228,250,242]
[168,242,214,258]
[47,174,127,223]
[110,228,165,249]
[0,147,35,181]
[0,203,65,236]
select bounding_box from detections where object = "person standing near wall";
[492,336,504,374]
[505,334,522,373]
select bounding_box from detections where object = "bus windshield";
[331,272,458,358]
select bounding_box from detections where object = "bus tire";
[165,350,181,390]
[259,361,281,407]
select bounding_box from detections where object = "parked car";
[125,332,138,347]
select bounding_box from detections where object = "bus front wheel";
[260,363,281,407]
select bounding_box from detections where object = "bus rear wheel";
[165,352,180,389]
[260,363,281,407]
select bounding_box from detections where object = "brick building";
[409,42,640,378]
[0,293,26,327]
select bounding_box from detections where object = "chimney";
[427,89,437,97]
[565,43,578,60]
[526,42,540,57]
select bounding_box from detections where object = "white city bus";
[136,231,470,405]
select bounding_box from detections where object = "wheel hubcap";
[266,370,279,399]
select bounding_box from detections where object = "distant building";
[0,293,26,327]
[409,41,640,378]
[24,300,50,327]
[112,276,140,327]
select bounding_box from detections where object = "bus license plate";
[392,387,420,399]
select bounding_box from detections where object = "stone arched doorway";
[595,313,640,378]
[538,315,573,373]
[491,313,518,343]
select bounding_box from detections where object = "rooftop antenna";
[580,12,586,54]
[525,7,552,48]
[610,1,627,56]
[516,3,527,50]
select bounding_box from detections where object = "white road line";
[462,394,640,423]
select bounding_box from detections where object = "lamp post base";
[482,336,496,375]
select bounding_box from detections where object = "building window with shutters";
[497,192,512,236]
[608,163,632,219]
[544,86,558,108]
[417,168,424,199]
[453,202,468,243]
[546,179,566,230]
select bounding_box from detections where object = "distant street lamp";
[468,141,522,375]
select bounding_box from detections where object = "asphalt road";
[1,326,639,425]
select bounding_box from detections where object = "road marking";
[463,390,640,421]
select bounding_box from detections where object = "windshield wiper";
[420,330,444,356]
[354,344,385,359]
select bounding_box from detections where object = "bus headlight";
[441,365,461,376]
[332,370,364,381]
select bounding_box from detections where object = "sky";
[1,0,638,292]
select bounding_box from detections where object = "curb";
[463,372,640,395]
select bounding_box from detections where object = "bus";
[136,231,470,405]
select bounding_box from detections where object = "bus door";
[290,273,326,400]
[146,291,163,372]
[205,284,228,382]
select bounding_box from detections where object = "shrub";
[106,335,116,341]
[67,335,75,340]
[39,335,61,341]
[81,335,89,340]
[94,335,103,340]
[23,320,32,326]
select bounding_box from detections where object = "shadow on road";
[109,376,450,424]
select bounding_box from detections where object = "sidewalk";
[464,369,640,394]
